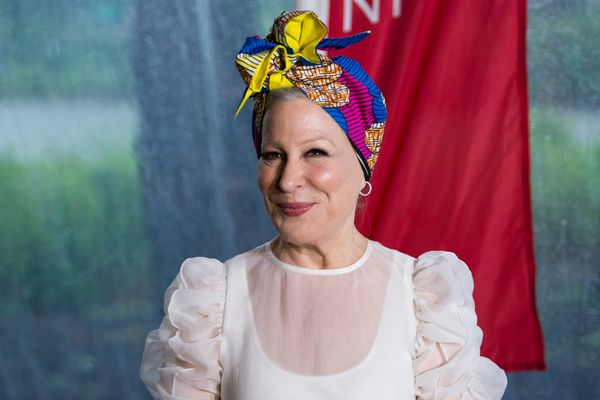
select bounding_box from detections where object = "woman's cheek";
[311,164,337,189]
[256,164,274,193]
[314,159,362,206]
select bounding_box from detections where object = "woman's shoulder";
[166,256,228,302]
[412,249,469,273]
[369,240,416,265]
[374,240,467,269]
[159,256,229,320]
[178,255,225,278]
[411,250,474,306]
[371,241,468,276]
[370,242,474,307]
[177,240,271,277]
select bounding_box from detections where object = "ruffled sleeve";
[139,257,226,400]
[412,251,507,400]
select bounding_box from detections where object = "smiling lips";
[277,202,315,217]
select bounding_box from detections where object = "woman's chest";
[220,255,417,400]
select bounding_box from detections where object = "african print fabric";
[234,10,387,181]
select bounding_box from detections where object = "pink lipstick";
[277,202,314,217]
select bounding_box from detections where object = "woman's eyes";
[306,148,329,157]
[260,151,281,160]
[260,148,329,160]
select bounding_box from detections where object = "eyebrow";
[299,136,334,145]
[261,135,335,147]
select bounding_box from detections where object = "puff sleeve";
[139,257,226,400]
[412,251,507,400]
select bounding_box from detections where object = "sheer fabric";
[247,240,390,375]
[140,239,507,399]
[140,257,225,399]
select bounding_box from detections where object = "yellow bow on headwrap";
[234,10,386,181]
[234,11,327,116]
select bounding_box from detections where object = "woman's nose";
[277,158,305,192]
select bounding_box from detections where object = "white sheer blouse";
[140,239,507,399]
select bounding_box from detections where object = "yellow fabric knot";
[234,11,328,116]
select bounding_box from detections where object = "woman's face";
[257,96,365,246]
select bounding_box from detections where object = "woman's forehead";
[262,99,346,144]
[262,132,336,147]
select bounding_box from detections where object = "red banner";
[299,0,545,371]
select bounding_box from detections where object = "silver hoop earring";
[359,181,372,197]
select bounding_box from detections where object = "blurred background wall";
[0,0,598,398]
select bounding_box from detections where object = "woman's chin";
[271,210,314,229]
[274,224,319,246]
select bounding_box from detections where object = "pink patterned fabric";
[234,10,388,181]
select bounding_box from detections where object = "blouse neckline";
[265,239,373,276]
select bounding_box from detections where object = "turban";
[234,10,387,181]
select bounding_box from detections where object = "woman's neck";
[271,229,369,270]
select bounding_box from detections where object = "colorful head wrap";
[234,10,387,181]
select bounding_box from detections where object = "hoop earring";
[359,181,372,197]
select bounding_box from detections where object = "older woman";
[140,10,507,400]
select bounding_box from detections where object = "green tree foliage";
[0,151,151,398]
